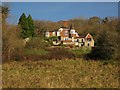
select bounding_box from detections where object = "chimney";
[63,20,68,27]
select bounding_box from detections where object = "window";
[65,31,68,36]
[87,38,91,41]
[65,38,68,40]
[74,39,77,42]
[88,43,90,46]
[82,39,84,42]
[70,30,75,34]
[58,36,61,40]
[77,39,79,42]
[81,43,84,46]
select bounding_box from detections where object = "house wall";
[71,34,76,37]
[70,29,76,34]
[73,38,84,43]
[45,31,56,37]
[45,27,95,47]
[63,41,74,45]
[84,39,94,47]
[60,30,69,37]
[52,32,56,36]
[57,31,60,36]
[45,32,49,37]
[83,33,94,47]
[61,37,69,41]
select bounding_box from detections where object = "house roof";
[74,36,85,38]
[78,33,93,38]
[85,33,93,39]
[61,27,70,30]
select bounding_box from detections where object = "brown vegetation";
[2,59,118,88]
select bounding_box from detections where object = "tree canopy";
[18,13,35,38]
[27,14,35,37]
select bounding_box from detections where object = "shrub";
[11,48,25,61]
[26,37,50,49]
[2,25,25,62]
[48,48,75,60]
[88,29,118,60]
[88,47,114,60]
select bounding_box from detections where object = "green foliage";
[70,48,91,55]
[18,13,35,38]
[26,37,50,49]
[18,13,29,38]
[44,36,59,45]
[24,49,48,55]
[50,36,59,41]
[27,14,36,37]
[90,47,113,60]
[89,29,118,60]
[18,13,28,30]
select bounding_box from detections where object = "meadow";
[2,58,118,88]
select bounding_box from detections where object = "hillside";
[3,59,118,88]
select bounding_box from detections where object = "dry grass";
[2,59,119,88]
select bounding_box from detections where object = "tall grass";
[2,59,118,88]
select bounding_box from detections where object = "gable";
[60,30,69,37]
[85,33,92,39]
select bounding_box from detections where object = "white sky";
[1,0,120,2]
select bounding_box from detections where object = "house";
[73,33,94,47]
[45,21,94,47]
[45,30,56,37]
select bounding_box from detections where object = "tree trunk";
[8,48,10,60]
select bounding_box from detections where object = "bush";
[48,48,75,60]
[26,37,50,49]
[88,47,114,60]
[88,29,119,60]
[2,25,25,62]
[11,48,25,61]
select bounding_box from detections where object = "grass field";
[2,59,118,88]
[69,48,91,55]
[24,49,48,55]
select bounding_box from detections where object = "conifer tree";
[18,13,29,38]
[18,13,35,38]
[27,14,35,37]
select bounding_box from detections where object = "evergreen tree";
[18,13,29,38]
[27,14,35,37]
[18,13,35,38]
